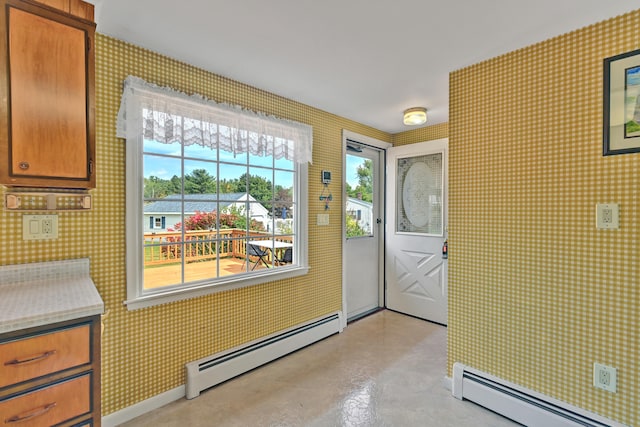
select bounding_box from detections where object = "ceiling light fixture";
[403,107,427,126]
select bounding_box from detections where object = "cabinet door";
[0,0,96,189]
[9,7,88,180]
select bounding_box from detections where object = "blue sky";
[143,139,294,187]
[145,139,365,189]
[345,154,365,188]
[627,66,640,86]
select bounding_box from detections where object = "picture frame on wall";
[603,48,640,155]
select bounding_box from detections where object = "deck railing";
[143,229,292,266]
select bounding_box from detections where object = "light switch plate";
[317,214,329,226]
[595,203,619,229]
[23,214,58,240]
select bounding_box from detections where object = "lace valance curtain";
[116,76,313,164]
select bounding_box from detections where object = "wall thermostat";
[322,170,331,184]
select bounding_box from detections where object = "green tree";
[236,173,273,210]
[221,205,265,231]
[144,175,171,199]
[346,159,373,202]
[273,185,293,219]
[169,175,182,194]
[184,169,216,194]
[218,178,237,194]
[346,214,367,238]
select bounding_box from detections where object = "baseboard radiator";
[185,311,343,399]
[452,363,627,427]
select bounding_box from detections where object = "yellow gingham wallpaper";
[448,10,639,426]
[392,122,448,146]
[2,9,637,424]
[0,33,391,415]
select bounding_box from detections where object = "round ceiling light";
[403,107,427,126]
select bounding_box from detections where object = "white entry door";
[343,133,388,322]
[386,138,448,324]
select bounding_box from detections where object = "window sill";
[124,265,310,311]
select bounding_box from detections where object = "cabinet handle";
[4,350,56,366]
[17,161,29,170]
[5,402,57,424]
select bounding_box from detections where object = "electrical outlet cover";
[22,214,58,240]
[595,203,619,229]
[593,363,617,393]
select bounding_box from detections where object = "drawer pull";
[6,402,57,423]
[4,350,57,366]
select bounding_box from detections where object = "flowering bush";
[173,206,265,232]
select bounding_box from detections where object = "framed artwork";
[603,48,640,155]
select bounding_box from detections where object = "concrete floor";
[121,310,519,426]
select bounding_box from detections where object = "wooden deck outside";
[143,257,270,289]
[142,229,292,290]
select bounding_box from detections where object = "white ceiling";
[90,1,636,134]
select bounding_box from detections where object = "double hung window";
[117,77,312,309]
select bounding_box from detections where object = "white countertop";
[0,258,104,334]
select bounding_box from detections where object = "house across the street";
[143,193,270,232]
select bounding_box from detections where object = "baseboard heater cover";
[186,311,343,399]
[452,363,628,427]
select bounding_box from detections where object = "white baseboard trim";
[451,363,627,427]
[102,385,185,427]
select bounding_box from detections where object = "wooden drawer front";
[0,325,90,388]
[0,374,90,427]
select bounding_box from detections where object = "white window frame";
[119,78,310,310]
[151,216,165,230]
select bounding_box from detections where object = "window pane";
[274,137,295,170]
[248,167,274,205]
[247,202,269,233]
[143,243,182,289]
[345,154,374,237]
[249,134,273,167]
[274,170,294,235]
[143,138,181,156]
[183,231,219,282]
[184,142,217,161]
[143,155,182,200]
[220,164,247,195]
[275,155,294,171]
[218,127,247,165]
[184,160,217,196]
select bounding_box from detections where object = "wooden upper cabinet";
[0,0,95,189]
[35,0,94,21]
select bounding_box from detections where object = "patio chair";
[247,243,270,270]
[275,247,292,265]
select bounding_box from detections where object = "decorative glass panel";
[396,153,442,235]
